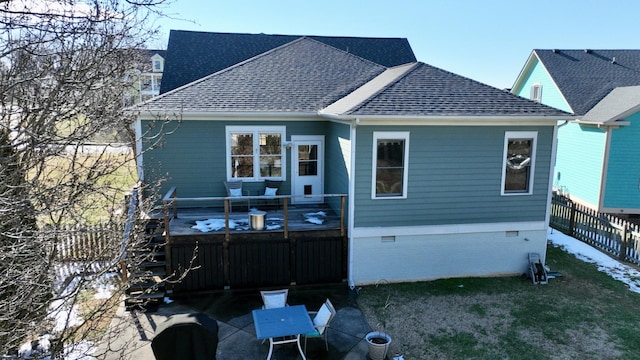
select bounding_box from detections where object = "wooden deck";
[146,188,348,291]
[166,204,343,237]
[154,203,348,292]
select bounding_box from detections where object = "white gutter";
[318,113,575,125]
[133,110,321,120]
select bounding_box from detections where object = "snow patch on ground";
[548,228,640,294]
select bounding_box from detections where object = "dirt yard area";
[357,244,639,359]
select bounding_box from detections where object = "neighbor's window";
[530,83,542,103]
[151,54,164,72]
[501,131,537,195]
[227,126,285,180]
[372,132,409,199]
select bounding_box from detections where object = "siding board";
[604,112,640,210]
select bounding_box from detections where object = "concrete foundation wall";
[350,222,547,285]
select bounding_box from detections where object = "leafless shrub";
[0,0,172,357]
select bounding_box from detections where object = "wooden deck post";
[163,200,173,281]
[224,199,230,242]
[223,199,230,286]
[283,199,289,240]
[340,195,345,237]
[119,260,128,283]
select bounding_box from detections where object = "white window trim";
[371,131,410,200]
[225,126,286,181]
[151,54,164,72]
[501,131,537,196]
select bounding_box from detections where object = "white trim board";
[351,221,547,238]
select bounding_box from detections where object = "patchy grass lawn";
[357,243,640,359]
[32,152,137,224]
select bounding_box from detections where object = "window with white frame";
[372,132,409,199]
[530,83,542,102]
[226,126,285,180]
[501,131,537,195]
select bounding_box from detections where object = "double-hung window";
[226,126,285,180]
[501,131,537,195]
[372,132,409,199]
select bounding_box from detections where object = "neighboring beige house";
[124,49,166,106]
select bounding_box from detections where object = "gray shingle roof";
[143,38,386,113]
[137,39,570,119]
[535,49,640,115]
[342,63,570,117]
[159,30,416,94]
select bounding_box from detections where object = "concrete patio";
[100,284,378,359]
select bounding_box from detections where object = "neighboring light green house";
[512,49,640,215]
[133,34,570,285]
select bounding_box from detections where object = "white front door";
[291,136,324,204]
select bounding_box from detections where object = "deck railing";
[118,187,139,282]
[161,186,347,242]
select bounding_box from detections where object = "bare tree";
[0,0,168,358]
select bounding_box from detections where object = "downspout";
[347,118,359,289]
[545,121,560,230]
[546,120,569,233]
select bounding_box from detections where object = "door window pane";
[298,145,317,176]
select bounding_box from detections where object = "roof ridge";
[320,62,418,115]
[168,29,411,41]
[300,36,388,69]
[345,63,421,114]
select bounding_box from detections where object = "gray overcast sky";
[153,0,640,89]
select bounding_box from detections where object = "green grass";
[357,244,640,359]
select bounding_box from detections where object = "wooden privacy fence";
[550,194,640,265]
[48,222,125,261]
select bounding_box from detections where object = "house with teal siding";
[512,50,640,215]
[132,32,570,286]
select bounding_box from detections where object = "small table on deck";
[252,305,315,360]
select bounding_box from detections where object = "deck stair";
[124,219,167,310]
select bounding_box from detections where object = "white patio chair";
[260,289,289,309]
[304,298,336,352]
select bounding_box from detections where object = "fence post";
[568,202,577,237]
[619,225,628,262]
